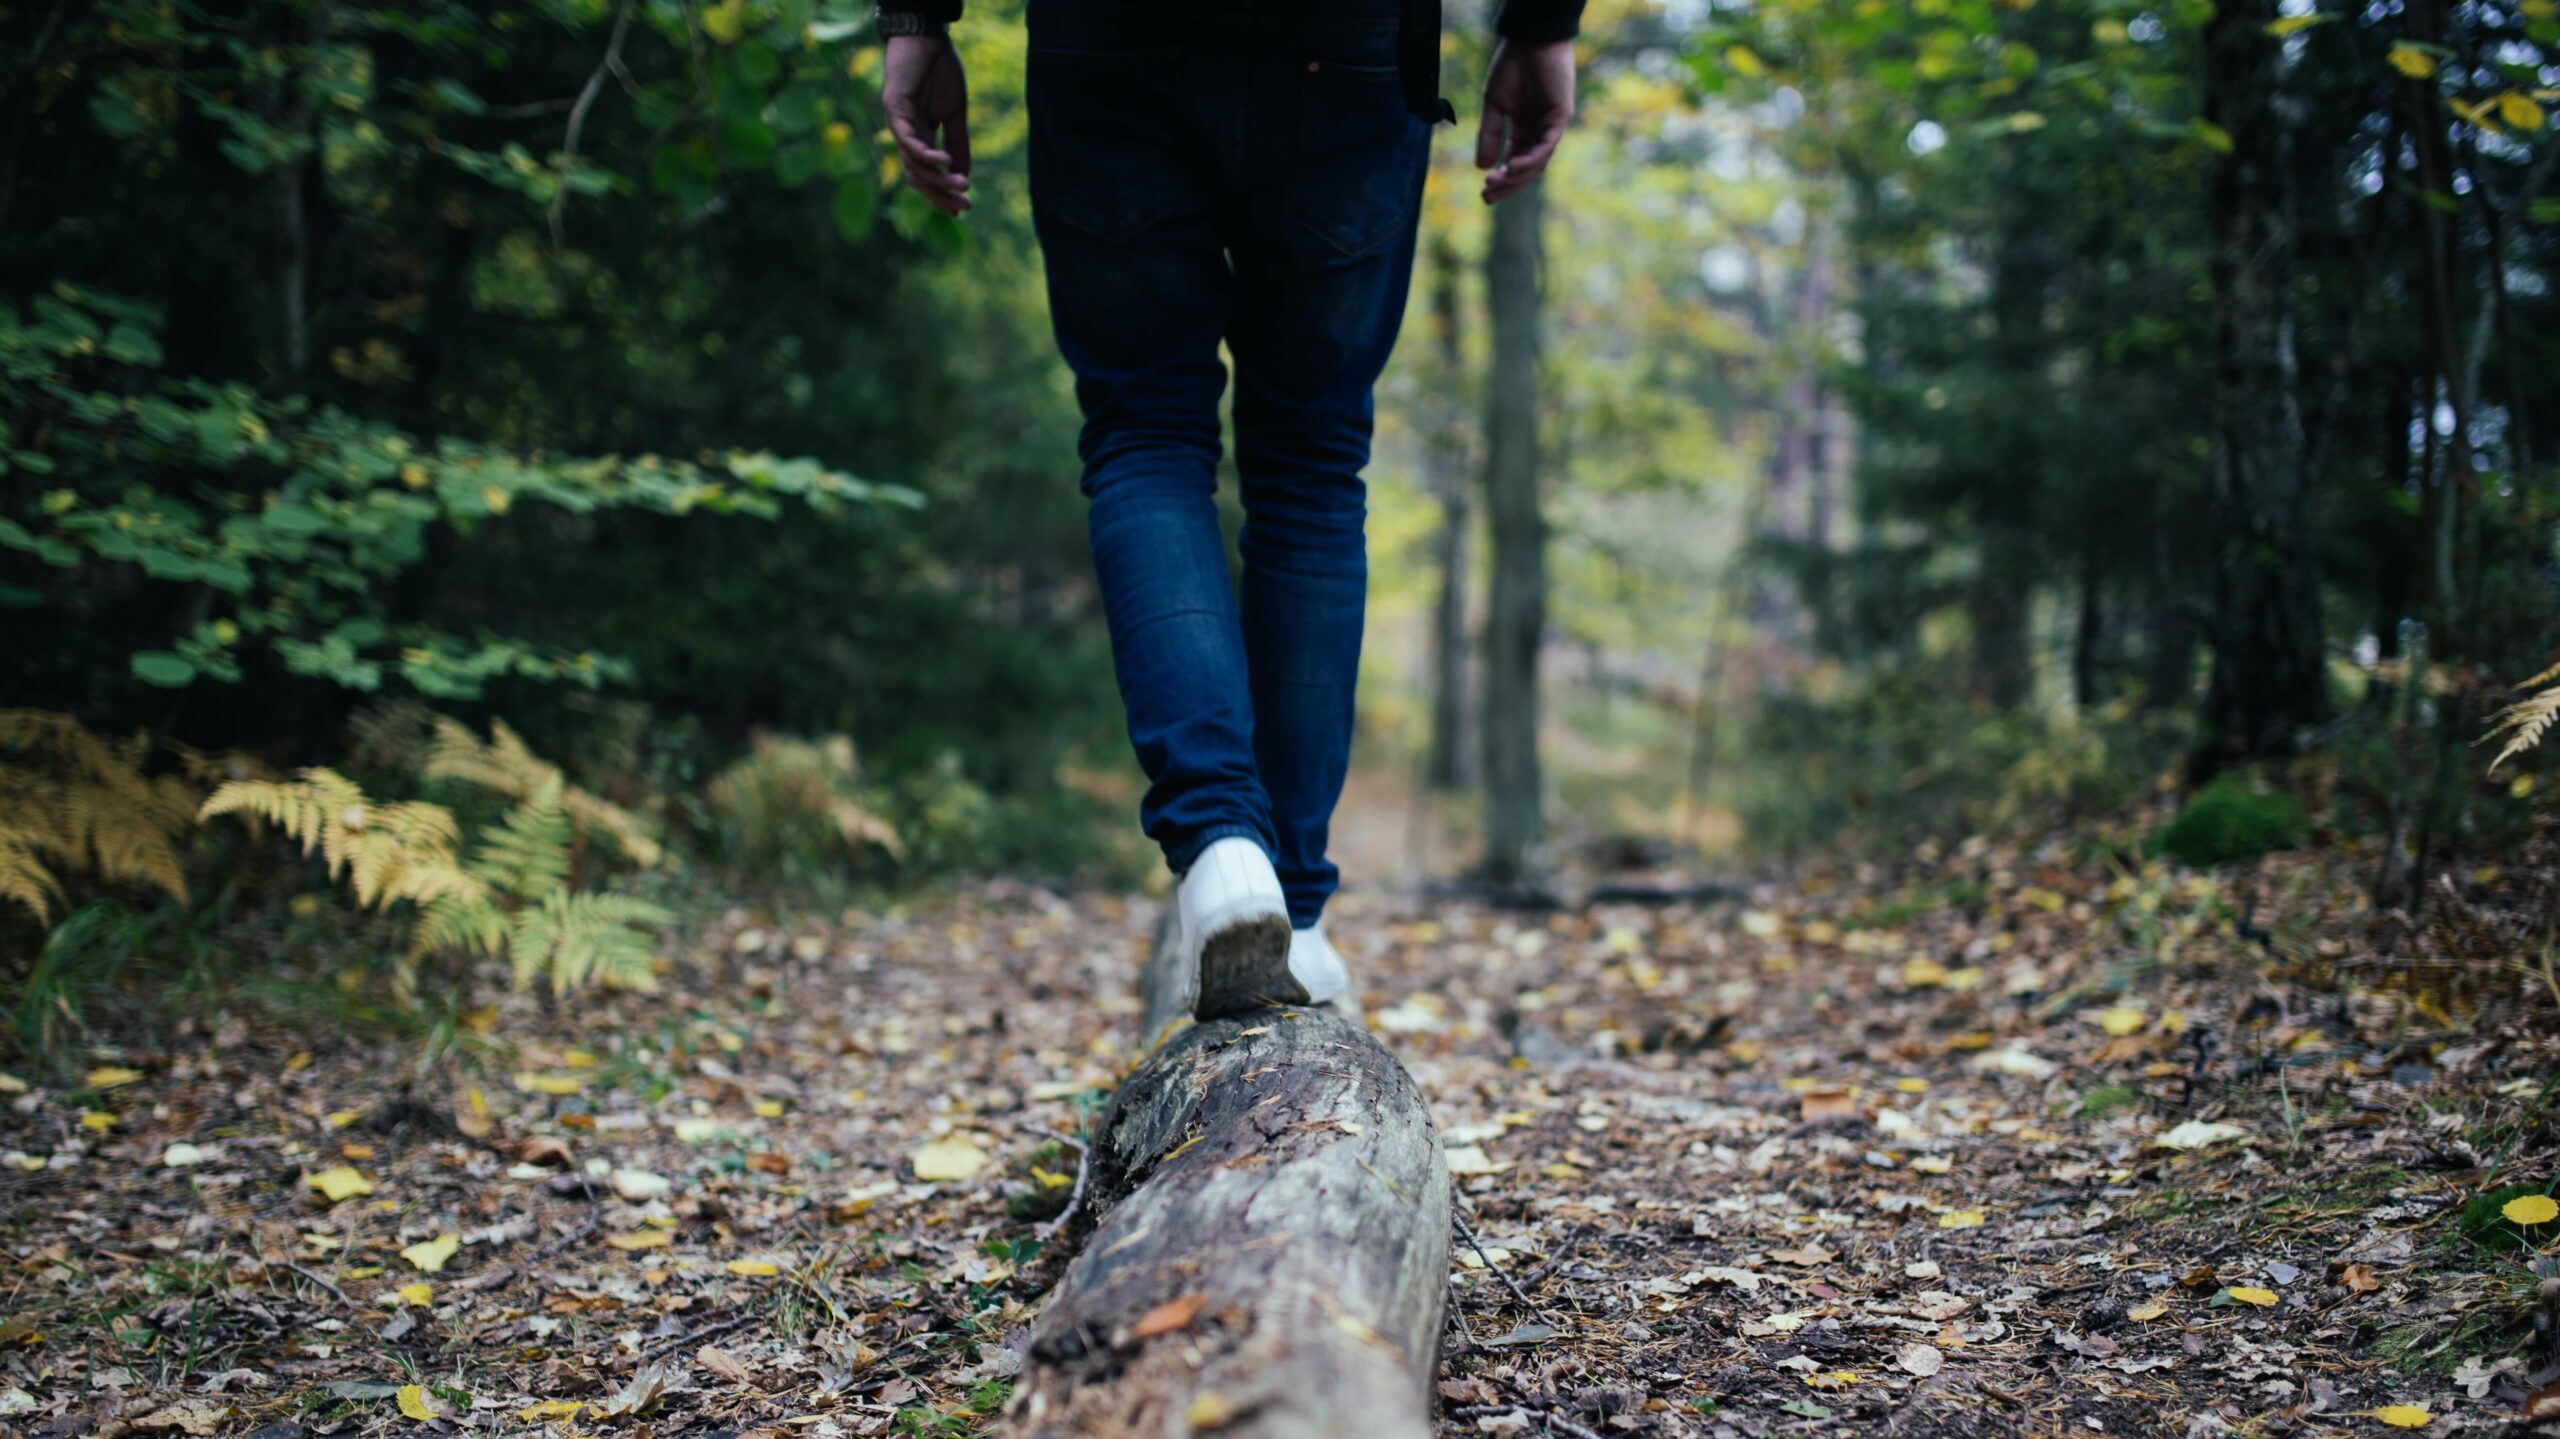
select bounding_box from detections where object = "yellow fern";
[0,710,201,918]
[2484,680,2560,773]
[424,717,662,867]
[198,771,489,912]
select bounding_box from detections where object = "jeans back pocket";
[1028,48,1198,244]
[1287,61,1427,259]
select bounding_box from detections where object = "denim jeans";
[1028,0,1429,927]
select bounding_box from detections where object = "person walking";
[878,0,1581,1018]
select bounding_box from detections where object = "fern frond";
[415,891,508,959]
[0,834,63,922]
[508,890,669,995]
[2483,683,2560,772]
[426,717,660,867]
[201,770,471,911]
[471,782,574,901]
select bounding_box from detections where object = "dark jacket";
[874,0,1586,122]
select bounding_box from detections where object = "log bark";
[1008,918,1451,1439]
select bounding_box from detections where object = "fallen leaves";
[1896,1343,1945,1377]
[1446,1145,1512,1176]
[1130,1292,1207,1340]
[400,1233,460,1273]
[604,1228,674,1251]
[307,1166,374,1203]
[2500,1193,2557,1227]
[2154,1120,2252,1151]
[395,1385,441,1421]
[2369,1404,2432,1428]
[911,1134,990,1182]
[2216,1285,2280,1308]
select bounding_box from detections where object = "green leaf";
[833,172,879,241]
[131,651,197,687]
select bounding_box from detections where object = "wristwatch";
[876,9,948,37]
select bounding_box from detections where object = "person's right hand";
[1476,37,1576,205]
[885,33,972,215]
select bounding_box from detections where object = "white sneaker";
[1179,837,1299,1019]
[1289,923,1351,1007]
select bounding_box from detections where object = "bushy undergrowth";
[1727,674,2184,860]
[2156,775,2311,867]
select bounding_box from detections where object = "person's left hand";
[1476,37,1577,205]
[885,34,972,215]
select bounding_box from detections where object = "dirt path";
[5,854,2552,1437]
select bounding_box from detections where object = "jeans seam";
[1168,825,1269,876]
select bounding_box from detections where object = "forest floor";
[7,831,2560,1439]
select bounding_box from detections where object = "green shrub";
[2156,775,2310,867]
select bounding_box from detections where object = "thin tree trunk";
[1479,186,1546,886]
[2197,0,2328,768]
[1425,232,1473,793]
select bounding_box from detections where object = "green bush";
[2156,775,2310,867]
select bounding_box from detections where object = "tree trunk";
[2197,0,2328,768]
[1425,233,1474,793]
[1480,186,1546,886]
[1007,917,1451,1439]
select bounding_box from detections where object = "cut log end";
[1008,916,1451,1439]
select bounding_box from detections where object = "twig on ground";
[1025,1119,1095,1241]
[274,1261,356,1310]
[1449,1404,1607,1439]
[641,1305,765,1363]
[1454,1209,1549,1318]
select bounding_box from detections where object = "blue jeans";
[1028,0,1429,927]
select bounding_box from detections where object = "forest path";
[6,860,2525,1438]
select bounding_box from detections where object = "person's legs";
[1228,37,1430,929]
[1027,25,1276,877]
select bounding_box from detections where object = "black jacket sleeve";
[1496,0,1584,43]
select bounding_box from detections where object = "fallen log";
[1007,916,1451,1438]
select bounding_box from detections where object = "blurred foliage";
[1,0,1123,935]
[2156,775,2313,868]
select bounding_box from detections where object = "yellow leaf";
[2450,95,2500,131]
[2127,1300,2169,1321]
[396,1385,438,1421]
[1938,1209,1985,1229]
[2371,1405,2432,1428]
[401,1234,460,1274]
[1902,958,1951,988]
[85,1066,143,1090]
[395,1281,433,1307]
[563,1048,598,1069]
[308,1166,375,1203]
[2387,43,2438,79]
[1909,1156,1952,1175]
[1726,45,1767,79]
[726,1259,780,1277]
[1030,1165,1076,1190]
[606,1229,674,1251]
[518,1400,583,1421]
[515,1072,585,1095]
[2225,1285,2280,1307]
[911,1135,990,1182]
[2266,12,2332,34]
[753,1100,785,1119]
[2501,1193,2559,1226]
[1187,1391,1234,1428]
[481,484,512,516]
[326,1108,362,1129]
[2497,91,2548,130]
[80,1111,115,1132]
[1895,1078,1930,1094]
[2097,1006,2147,1037]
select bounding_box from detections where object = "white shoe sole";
[1193,909,1304,1020]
